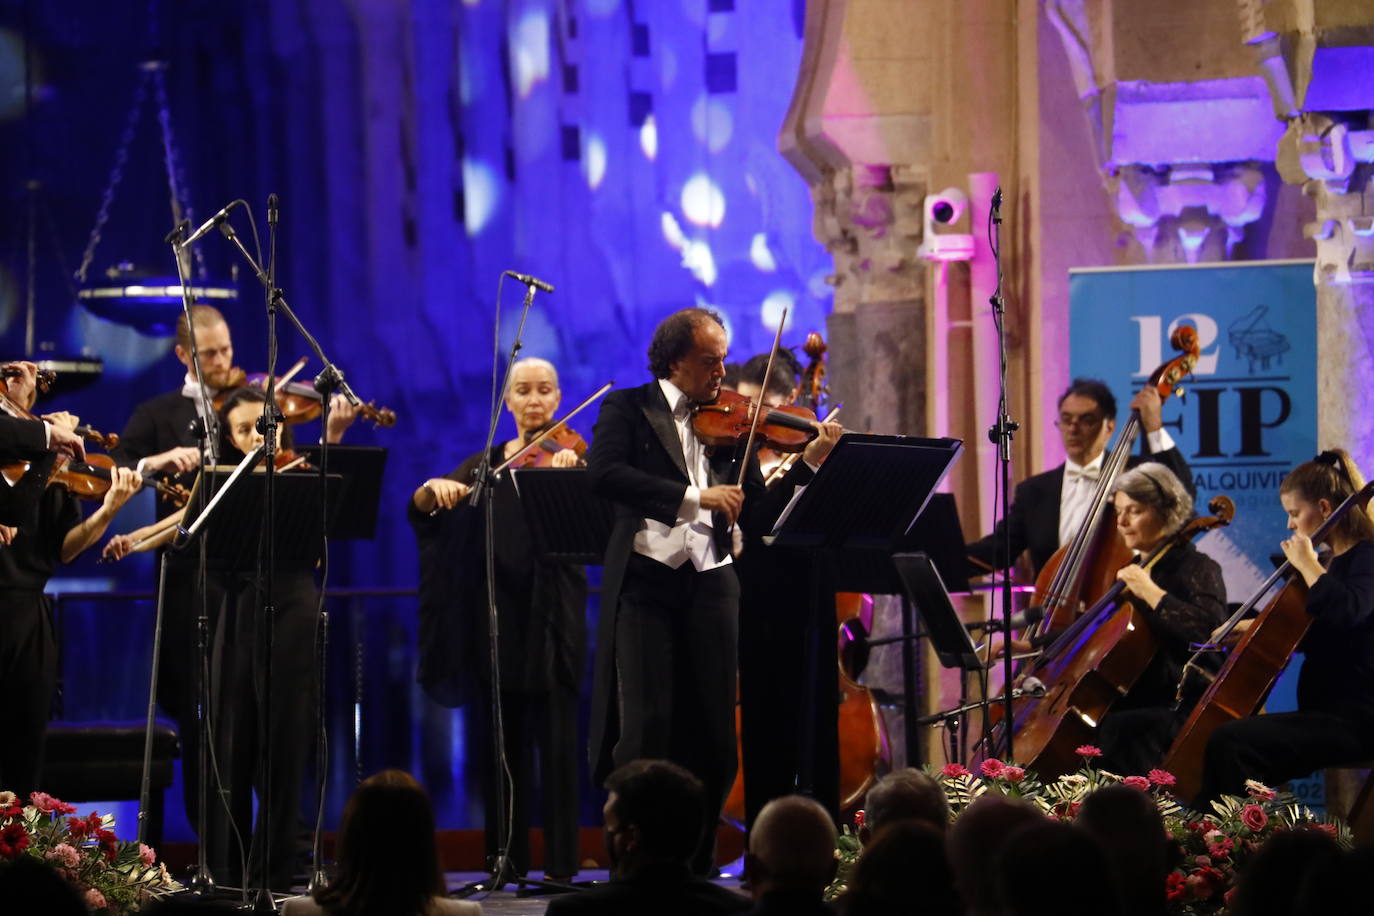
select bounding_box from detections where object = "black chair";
[41,720,181,849]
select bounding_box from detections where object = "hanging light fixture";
[73,59,236,336]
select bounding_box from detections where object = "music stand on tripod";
[766,434,964,766]
[175,464,341,903]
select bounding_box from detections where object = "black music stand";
[765,434,964,767]
[509,467,615,564]
[177,468,343,570]
[299,445,388,539]
[892,552,982,671]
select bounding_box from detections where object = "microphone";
[180,201,240,248]
[267,193,279,227]
[504,270,554,293]
[1018,676,1046,698]
[965,604,1045,633]
[991,185,1003,211]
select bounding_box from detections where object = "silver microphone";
[503,270,554,293]
[1019,676,1046,698]
[180,201,240,248]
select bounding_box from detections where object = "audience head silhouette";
[745,795,837,900]
[995,820,1120,916]
[842,820,960,916]
[860,768,948,842]
[602,759,707,878]
[946,795,1043,916]
[1230,826,1341,916]
[311,769,446,915]
[1077,784,1173,916]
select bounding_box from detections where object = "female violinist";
[1195,449,1374,804]
[407,356,587,881]
[0,361,142,798]
[1095,463,1227,775]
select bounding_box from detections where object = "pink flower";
[1122,776,1151,791]
[45,843,81,868]
[84,888,107,910]
[139,843,157,866]
[1002,765,1026,783]
[1315,823,1338,839]
[1147,769,1176,787]
[940,763,971,779]
[1241,804,1269,832]
[1075,745,1103,758]
[29,791,58,813]
[1187,866,1226,899]
[1207,837,1234,859]
[980,758,1006,779]
[853,809,865,828]
[1166,872,1187,902]
[1244,779,1277,801]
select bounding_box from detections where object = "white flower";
[0,791,17,808]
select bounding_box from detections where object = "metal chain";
[152,63,208,280]
[75,66,152,284]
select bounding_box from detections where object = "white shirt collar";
[1065,450,1105,477]
[658,378,692,418]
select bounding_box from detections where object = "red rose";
[1147,769,1176,787]
[854,809,866,828]
[1241,804,1268,832]
[1075,745,1103,758]
[1122,776,1151,791]
[980,758,1006,779]
[940,763,971,779]
[0,822,30,860]
[1002,765,1026,783]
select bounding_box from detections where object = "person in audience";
[742,795,837,916]
[1294,841,1374,916]
[282,769,480,915]
[945,795,1042,916]
[546,759,751,916]
[995,820,1120,916]
[1227,827,1341,916]
[858,768,949,843]
[839,820,961,916]
[1077,784,1173,916]
[0,856,87,916]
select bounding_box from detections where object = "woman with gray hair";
[1095,462,1228,775]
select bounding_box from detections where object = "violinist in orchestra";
[408,356,587,881]
[585,308,842,875]
[734,349,842,832]
[967,378,1194,579]
[109,304,358,855]
[0,361,142,798]
[1195,449,1374,804]
[1094,462,1227,775]
[0,364,87,528]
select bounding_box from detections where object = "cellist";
[1195,449,1374,803]
[966,378,1194,579]
[1095,463,1227,774]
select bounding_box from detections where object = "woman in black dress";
[1196,448,1374,803]
[1096,461,1228,775]
[409,357,587,880]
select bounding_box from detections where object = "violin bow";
[491,381,613,476]
[735,308,788,488]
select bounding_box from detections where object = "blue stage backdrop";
[0,0,826,841]
[1069,259,1322,807]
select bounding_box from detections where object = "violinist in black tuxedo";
[586,308,841,874]
[966,378,1194,579]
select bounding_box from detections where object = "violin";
[46,454,189,506]
[506,425,588,469]
[213,361,398,428]
[0,365,121,450]
[692,388,825,453]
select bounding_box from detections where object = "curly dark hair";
[647,308,725,379]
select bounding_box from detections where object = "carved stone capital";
[1108,163,1268,263]
[812,164,927,313]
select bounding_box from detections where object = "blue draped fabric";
[0,0,823,839]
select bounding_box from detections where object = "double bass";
[1163,480,1374,803]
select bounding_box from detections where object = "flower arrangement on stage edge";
[0,790,181,914]
[825,746,1351,914]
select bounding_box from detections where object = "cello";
[985,495,1235,776]
[1163,479,1374,803]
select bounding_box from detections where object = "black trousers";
[738,576,840,832]
[476,686,581,877]
[1195,708,1374,806]
[0,591,57,798]
[613,554,739,873]
[207,570,317,891]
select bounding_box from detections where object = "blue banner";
[1069,260,1320,804]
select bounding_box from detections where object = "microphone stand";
[163,221,227,896]
[985,187,1019,761]
[454,277,575,899]
[202,198,354,912]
